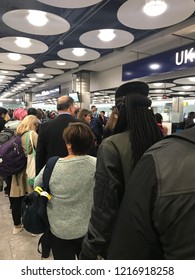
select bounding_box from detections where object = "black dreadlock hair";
[113,93,163,166]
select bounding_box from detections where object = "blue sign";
[122,43,195,81]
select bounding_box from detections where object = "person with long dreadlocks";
[80,81,163,260]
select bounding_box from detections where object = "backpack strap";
[42,156,59,192]
[25,131,30,155]
[166,128,195,145]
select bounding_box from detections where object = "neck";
[64,154,77,159]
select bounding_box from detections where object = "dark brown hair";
[63,122,95,155]
[77,109,91,123]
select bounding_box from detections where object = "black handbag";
[21,156,59,234]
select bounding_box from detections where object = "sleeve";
[36,123,47,175]
[82,139,124,259]
[107,154,164,260]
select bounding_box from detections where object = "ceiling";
[0,0,195,105]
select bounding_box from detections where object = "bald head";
[58,95,69,105]
[57,95,75,115]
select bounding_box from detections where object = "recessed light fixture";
[30,77,36,81]
[8,53,21,61]
[15,37,32,48]
[150,63,160,70]
[72,48,86,57]
[153,82,163,87]
[0,75,5,79]
[1,70,8,74]
[143,0,167,17]
[36,73,44,78]
[183,85,192,90]
[98,29,116,42]
[26,10,48,26]
[188,77,195,82]
[57,61,66,66]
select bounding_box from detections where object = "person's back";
[80,81,163,260]
[108,128,195,260]
[36,96,76,175]
[34,122,96,260]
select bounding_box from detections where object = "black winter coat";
[82,131,134,259]
[36,113,76,175]
[108,128,195,260]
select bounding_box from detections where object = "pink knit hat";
[13,108,27,120]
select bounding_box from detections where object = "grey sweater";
[34,155,96,239]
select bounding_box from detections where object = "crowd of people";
[0,81,195,260]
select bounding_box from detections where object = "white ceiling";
[0,0,195,103]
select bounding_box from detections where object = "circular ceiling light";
[7,53,21,61]
[0,70,8,74]
[36,0,103,8]
[36,73,45,78]
[183,85,192,90]
[34,67,64,75]
[72,48,86,57]
[57,61,66,66]
[15,37,32,48]
[143,0,167,17]
[153,82,163,87]
[80,29,134,49]
[30,77,37,82]
[26,10,48,26]
[117,0,194,30]
[2,10,70,36]
[188,77,195,82]
[0,37,48,54]
[58,48,100,62]
[43,60,79,69]
[0,63,26,70]
[98,29,116,42]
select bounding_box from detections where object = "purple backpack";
[0,134,27,176]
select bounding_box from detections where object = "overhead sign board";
[122,43,195,81]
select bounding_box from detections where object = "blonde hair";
[16,115,39,135]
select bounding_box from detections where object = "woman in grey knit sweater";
[34,122,96,260]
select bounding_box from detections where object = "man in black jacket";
[35,95,76,259]
[108,127,195,260]
[36,95,76,175]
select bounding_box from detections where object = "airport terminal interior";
[0,0,195,260]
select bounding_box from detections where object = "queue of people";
[0,80,195,260]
